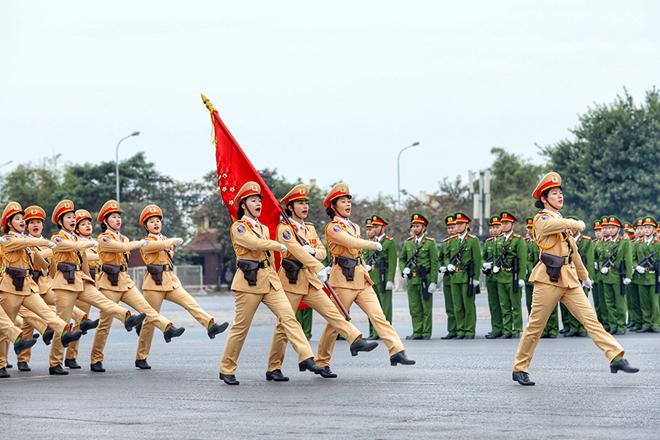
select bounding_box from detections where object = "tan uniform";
[316,217,405,367]
[135,233,214,360]
[90,230,172,364]
[513,209,624,372]
[64,243,98,361]
[0,304,23,344]
[48,230,131,367]
[0,233,70,368]
[267,220,362,372]
[219,218,314,375]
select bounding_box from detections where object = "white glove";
[447,264,456,273]
[576,220,586,231]
[374,242,383,252]
[518,279,525,288]
[316,268,328,283]
[492,265,500,273]
[0,237,5,244]
[427,283,437,293]
[582,279,593,289]
[324,266,333,276]
[635,265,646,274]
[172,237,184,246]
[600,266,609,275]
[302,244,315,255]
[47,241,57,249]
[279,244,287,253]
[594,262,598,270]
[364,264,372,272]
[472,279,480,287]
[385,281,394,291]
[90,240,99,249]
[139,239,149,247]
[402,267,411,276]
[623,278,631,285]
[439,266,447,273]
[482,262,492,270]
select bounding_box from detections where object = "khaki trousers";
[65,301,92,361]
[136,287,213,360]
[316,286,404,367]
[50,283,129,367]
[267,288,362,372]
[0,305,22,349]
[0,292,69,369]
[513,282,624,372]
[220,287,313,375]
[91,286,172,364]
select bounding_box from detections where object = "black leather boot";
[17,361,31,372]
[485,332,502,339]
[318,366,337,378]
[349,338,378,356]
[80,318,99,335]
[125,313,146,332]
[610,358,639,374]
[208,321,229,339]
[163,326,185,343]
[135,359,151,370]
[65,358,81,369]
[90,361,106,373]
[42,328,55,346]
[298,357,322,374]
[219,373,239,385]
[0,367,9,378]
[61,330,83,348]
[390,351,416,366]
[440,333,457,340]
[13,337,38,355]
[265,369,289,382]
[512,371,535,386]
[49,365,69,375]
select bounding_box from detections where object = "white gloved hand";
[439,266,447,273]
[482,262,492,270]
[364,264,372,272]
[582,279,593,289]
[47,240,57,249]
[623,278,631,285]
[374,242,383,252]
[635,265,646,274]
[385,281,394,291]
[279,244,287,253]
[302,244,315,255]
[447,264,456,273]
[172,237,184,246]
[427,283,437,293]
[316,268,328,283]
[472,279,480,287]
[90,240,99,249]
[402,267,411,276]
[325,266,333,276]
[600,266,609,274]
[518,279,525,288]
[594,262,599,270]
[492,265,500,274]
[576,220,586,231]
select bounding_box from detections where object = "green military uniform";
[599,216,633,334]
[592,220,609,331]
[400,213,439,339]
[632,216,659,332]
[626,222,643,330]
[364,215,397,339]
[439,215,457,339]
[446,212,481,339]
[494,211,527,337]
[483,215,502,338]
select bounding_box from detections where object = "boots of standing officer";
[80,318,99,335]
[610,357,639,374]
[390,350,416,366]
[512,371,535,386]
[441,333,457,340]
[265,369,289,382]
[65,358,81,369]
[219,373,239,385]
[349,337,378,356]
[485,332,502,339]
[163,325,185,343]
[207,321,229,339]
[135,359,151,370]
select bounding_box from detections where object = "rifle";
[403,243,429,298]
[378,254,387,294]
[638,251,659,293]
[512,257,520,294]
[467,260,480,297]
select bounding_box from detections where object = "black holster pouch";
[6,267,27,291]
[57,263,77,285]
[334,256,358,282]
[540,253,563,283]
[237,259,260,286]
[89,267,97,280]
[101,264,122,286]
[146,264,166,286]
[281,258,303,285]
[32,270,43,284]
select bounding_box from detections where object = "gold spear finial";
[201,94,215,112]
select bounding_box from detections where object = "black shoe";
[13,337,38,355]
[405,334,419,340]
[298,357,322,374]
[504,333,512,339]
[365,335,380,341]
[610,358,639,374]
[421,336,431,340]
[635,327,648,333]
[511,333,520,338]
[390,350,416,366]
[540,334,550,339]
[318,366,337,378]
[265,369,289,382]
[441,333,457,340]
[548,334,558,339]
[512,371,535,386]
[42,328,55,346]
[485,332,502,339]
[49,365,69,376]
[65,358,81,369]
[90,361,106,373]
[17,361,31,372]
[135,359,151,370]
[6,363,12,369]
[455,335,465,340]
[32,332,39,340]
[577,331,587,337]
[61,330,83,348]
[612,330,624,335]
[336,335,345,341]
[164,326,185,343]
[207,321,229,339]
[219,373,240,385]
[80,318,99,335]
[608,328,617,335]
[0,367,9,378]
[125,313,147,332]
[349,338,378,356]
[559,328,567,334]
[464,335,475,339]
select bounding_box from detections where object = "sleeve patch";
[102,237,111,243]
[540,215,549,220]
[283,230,292,240]
[332,225,342,233]
[54,237,62,243]
[236,225,247,233]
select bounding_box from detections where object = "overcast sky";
[2,1,658,199]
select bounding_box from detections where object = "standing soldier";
[439,215,457,339]
[493,211,527,338]
[135,204,229,370]
[90,200,185,372]
[400,213,439,340]
[632,216,658,333]
[483,215,503,339]
[445,212,481,339]
[592,220,609,329]
[364,214,396,341]
[524,217,559,338]
[627,218,645,331]
[564,218,595,337]
[599,216,633,335]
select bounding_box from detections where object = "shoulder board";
[441,236,452,243]
[485,237,495,242]
[385,235,394,240]
[468,234,476,239]
[425,237,435,241]
[512,233,521,238]
[98,232,113,238]
[406,236,415,241]
[304,221,314,226]
[582,236,592,241]
[145,235,158,241]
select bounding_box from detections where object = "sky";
[1,1,658,200]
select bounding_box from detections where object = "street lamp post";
[397,141,420,206]
[115,131,140,203]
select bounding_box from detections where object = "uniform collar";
[289,217,306,232]
[149,232,163,240]
[106,229,122,240]
[542,208,562,219]
[375,233,385,242]
[8,231,24,237]
[242,215,260,229]
[415,233,425,244]
[335,216,352,228]
[503,230,513,240]
[458,231,468,241]
[59,229,77,240]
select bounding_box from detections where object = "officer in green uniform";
[525,217,559,338]
[632,216,659,332]
[493,211,527,338]
[446,212,481,339]
[400,213,439,340]
[562,217,595,337]
[599,216,633,335]
[439,215,457,339]
[482,215,503,339]
[592,220,609,330]
[627,218,645,331]
[364,215,397,340]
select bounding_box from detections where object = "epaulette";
[468,234,476,239]
[582,236,592,241]
[406,236,415,241]
[485,237,495,242]
[442,236,452,243]
[425,237,435,242]
[385,235,394,240]
[512,233,522,238]
[304,221,314,226]
[145,235,158,241]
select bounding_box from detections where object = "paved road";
[1,293,659,439]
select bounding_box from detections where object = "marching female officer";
[219,182,323,385]
[90,200,185,372]
[134,204,228,370]
[512,172,638,386]
[315,184,414,375]
[266,184,377,381]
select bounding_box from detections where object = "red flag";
[202,95,281,240]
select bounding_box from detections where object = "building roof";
[181,231,223,253]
